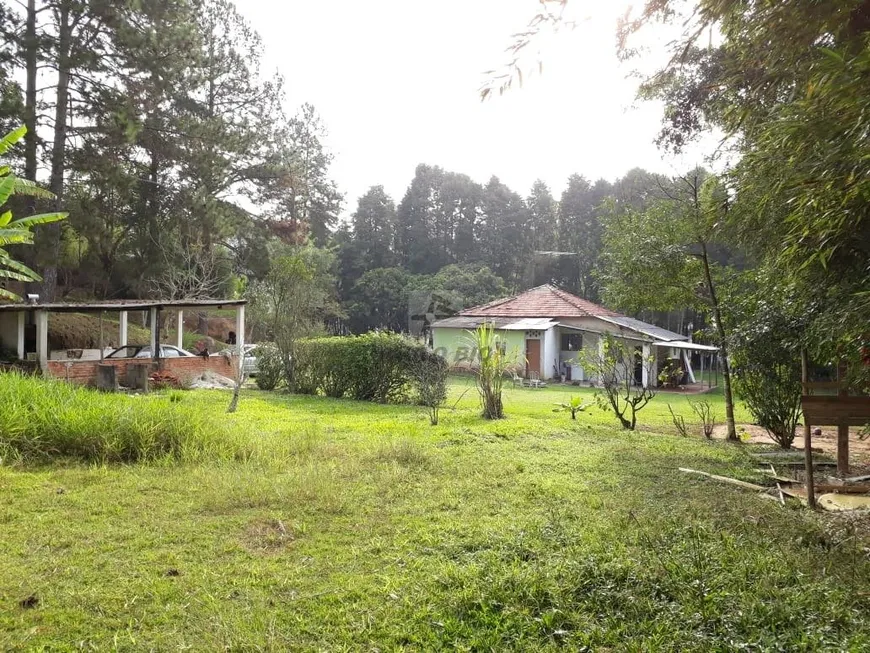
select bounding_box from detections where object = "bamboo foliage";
[0,126,67,300]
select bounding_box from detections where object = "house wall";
[432,327,470,368]
[45,354,237,386]
[556,329,598,383]
[542,326,558,380]
[502,331,526,370]
[431,327,525,372]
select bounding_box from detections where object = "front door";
[525,339,541,378]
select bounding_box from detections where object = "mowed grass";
[2,380,870,650]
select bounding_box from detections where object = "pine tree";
[268,104,343,247]
[24,0,117,299]
[479,176,531,288]
[527,179,557,252]
[439,172,482,265]
[557,174,610,300]
[351,185,396,271]
[395,163,444,274]
[174,0,284,252]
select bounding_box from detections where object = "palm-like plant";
[553,396,590,420]
[0,126,67,301]
[465,322,519,420]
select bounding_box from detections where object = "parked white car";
[241,344,259,376]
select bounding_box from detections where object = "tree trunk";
[227,383,240,413]
[700,242,738,440]
[145,144,160,263]
[40,2,72,301]
[24,0,38,190]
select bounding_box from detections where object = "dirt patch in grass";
[712,423,870,462]
[242,518,299,554]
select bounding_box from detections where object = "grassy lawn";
[2,380,870,650]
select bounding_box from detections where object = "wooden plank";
[761,472,799,484]
[678,468,766,492]
[802,349,816,508]
[801,395,870,426]
[802,381,844,391]
[837,360,850,475]
[838,424,850,474]
[780,486,808,503]
[752,449,822,457]
[757,460,837,468]
[776,483,786,506]
[813,484,870,495]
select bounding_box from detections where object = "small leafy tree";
[247,246,342,390]
[732,360,801,449]
[465,323,518,420]
[579,334,656,430]
[730,279,805,449]
[599,171,739,440]
[668,403,689,437]
[0,126,67,299]
[690,400,716,439]
[657,359,684,389]
[412,351,449,425]
[553,396,590,420]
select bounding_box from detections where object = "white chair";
[527,371,546,388]
[510,370,524,387]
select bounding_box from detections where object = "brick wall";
[159,355,237,379]
[46,354,237,386]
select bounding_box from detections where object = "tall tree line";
[336,164,664,312]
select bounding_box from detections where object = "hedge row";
[257,332,447,404]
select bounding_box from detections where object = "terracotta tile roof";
[460,284,621,319]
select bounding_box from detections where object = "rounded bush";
[254,344,284,391]
[290,333,443,404]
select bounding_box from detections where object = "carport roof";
[597,315,687,342]
[0,298,246,313]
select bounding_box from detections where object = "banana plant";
[0,126,67,300]
[553,396,591,420]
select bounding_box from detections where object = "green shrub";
[0,373,238,464]
[290,332,436,404]
[730,289,804,449]
[254,343,284,391]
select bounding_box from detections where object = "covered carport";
[653,340,720,387]
[0,298,245,381]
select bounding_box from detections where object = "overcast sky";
[239,0,715,215]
